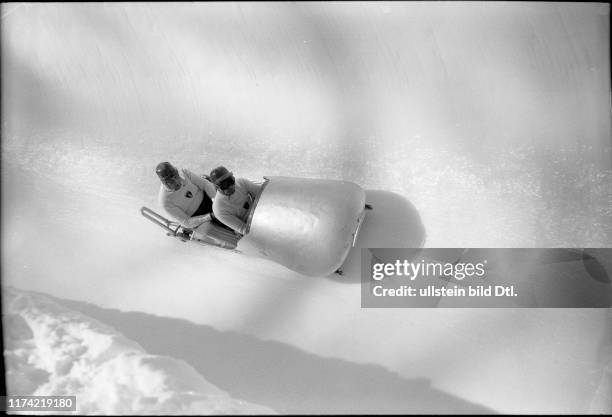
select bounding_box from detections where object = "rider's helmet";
[156,162,180,188]
[209,166,235,190]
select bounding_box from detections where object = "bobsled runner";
[141,176,371,276]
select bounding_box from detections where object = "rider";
[156,162,239,248]
[209,166,262,236]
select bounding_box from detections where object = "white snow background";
[2,2,611,414]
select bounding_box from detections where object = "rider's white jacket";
[158,169,216,228]
[212,178,261,235]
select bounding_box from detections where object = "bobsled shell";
[238,176,366,276]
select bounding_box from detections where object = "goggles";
[159,171,181,189]
[159,172,179,181]
[156,166,179,181]
[217,176,235,191]
[213,171,235,191]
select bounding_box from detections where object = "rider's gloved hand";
[189,214,211,228]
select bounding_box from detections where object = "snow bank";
[3,287,275,415]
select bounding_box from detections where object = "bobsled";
[141,176,370,276]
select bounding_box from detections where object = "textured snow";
[3,287,275,414]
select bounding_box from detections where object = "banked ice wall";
[1,2,611,415]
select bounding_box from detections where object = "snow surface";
[2,287,275,414]
[2,2,611,414]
